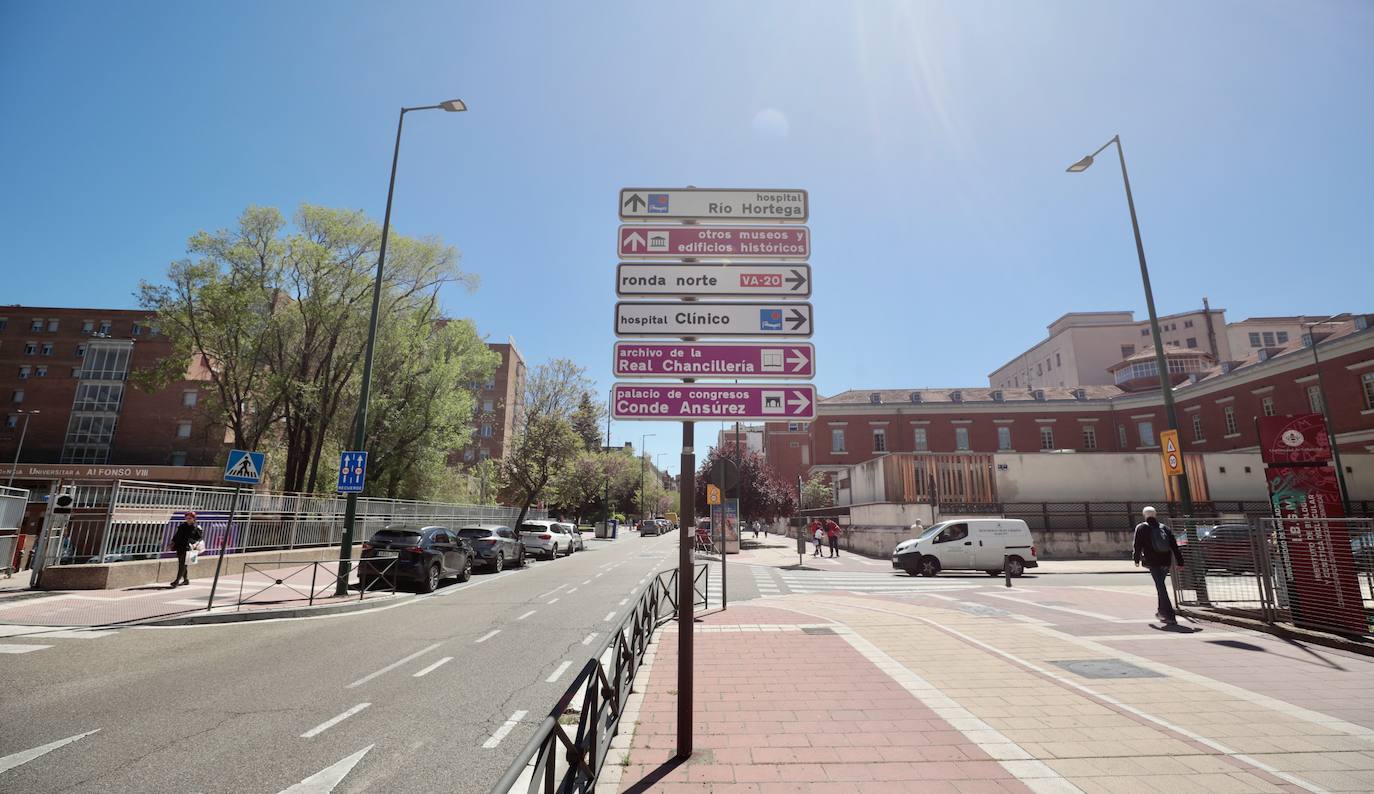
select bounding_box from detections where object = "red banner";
[1257,414,1333,465]
[1266,465,1367,634]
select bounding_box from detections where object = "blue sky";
[3,1,1372,475]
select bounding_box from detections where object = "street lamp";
[336,98,467,595]
[1305,313,1353,508]
[1066,135,1193,516]
[640,433,656,522]
[6,410,39,488]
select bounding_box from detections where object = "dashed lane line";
[547,598,560,605]
[482,711,528,749]
[603,611,616,622]
[475,630,500,644]
[582,633,597,645]
[517,610,536,621]
[0,644,52,654]
[301,703,370,739]
[0,729,100,774]
[546,660,573,683]
[345,643,442,689]
[413,657,454,678]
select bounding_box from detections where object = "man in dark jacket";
[169,511,202,588]
[1133,506,1184,625]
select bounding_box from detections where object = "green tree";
[801,473,834,510]
[570,392,605,452]
[693,447,797,521]
[498,359,594,527]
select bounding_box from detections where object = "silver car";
[519,520,574,560]
[557,522,585,553]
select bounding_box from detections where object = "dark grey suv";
[458,525,526,572]
[359,525,473,593]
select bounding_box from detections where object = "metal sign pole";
[206,484,242,611]
[677,420,694,759]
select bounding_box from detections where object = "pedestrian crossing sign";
[223,449,265,484]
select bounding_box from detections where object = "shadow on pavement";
[622,756,688,794]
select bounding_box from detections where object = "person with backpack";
[1133,506,1185,625]
[824,518,842,558]
[169,511,203,588]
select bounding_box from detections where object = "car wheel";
[519,548,527,567]
[458,558,472,583]
[548,545,558,561]
[493,552,504,573]
[419,563,440,593]
[1005,557,1025,578]
[919,556,940,577]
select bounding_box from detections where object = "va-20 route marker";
[616,263,810,299]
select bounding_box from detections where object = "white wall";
[850,502,935,528]
[842,457,886,505]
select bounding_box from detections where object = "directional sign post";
[614,341,815,379]
[1160,430,1184,477]
[616,263,810,298]
[615,302,813,338]
[618,225,810,260]
[612,383,817,422]
[620,188,807,222]
[337,451,368,494]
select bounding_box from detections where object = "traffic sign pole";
[206,484,242,611]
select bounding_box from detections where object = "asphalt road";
[0,530,684,794]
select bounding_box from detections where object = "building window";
[787,422,802,431]
[1262,396,1275,416]
[170,452,187,466]
[1223,406,1238,436]
[5,415,16,428]
[482,399,494,413]
[1184,320,1194,328]
[47,319,59,332]
[1120,344,1135,359]
[1276,331,1288,344]
[82,320,94,333]
[76,344,86,358]
[1307,385,1323,414]
[18,366,30,379]
[24,342,36,356]
[1039,426,1055,450]
[11,390,23,404]
[0,318,7,331]
[480,424,493,438]
[1036,363,1042,376]
[955,427,969,451]
[1262,331,1275,346]
[1141,328,1149,337]
[1138,421,1155,447]
[1055,353,1061,368]
[869,393,881,404]
[1082,426,1097,450]
[1363,372,1374,410]
[483,378,496,390]
[40,343,52,356]
[176,421,192,439]
[98,321,111,335]
[997,426,1011,451]
[873,428,887,452]
[1193,414,1205,442]
[1248,332,1261,347]
[801,445,810,465]
[183,390,198,407]
[479,448,491,461]
[1185,337,1198,348]
[831,429,845,453]
[131,323,143,336]
[463,448,475,462]
[913,427,927,451]
[30,319,43,332]
[35,366,46,378]
[1118,424,1128,448]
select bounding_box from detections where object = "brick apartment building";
[453,338,526,465]
[767,315,1374,496]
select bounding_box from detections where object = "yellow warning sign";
[706,484,722,505]
[1159,429,1184,476]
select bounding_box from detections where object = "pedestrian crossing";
[0,623,116,654]
[776,569,978,596]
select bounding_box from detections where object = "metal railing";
[492,564,705,794]
[1174,516,1373,638]
[48,479,544,567]
[236,557,400,608]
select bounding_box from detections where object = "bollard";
[1004,554,1012,588]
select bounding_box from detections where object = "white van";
[892,519,1038,577]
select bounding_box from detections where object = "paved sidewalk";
[608,589,1374,793]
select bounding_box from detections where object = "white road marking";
[618,598,628,606]
[566,588,577,595]
[277,744,373,793]
[547,597,560,605]
[413,657,454,678]
[0,625,116,639]
[433,568,520,597]
[475,630,500,644]
[981,592,1137,623]
[582,579,592,585]
[0,644,51,654]
[345,643,442,688]
[482,710,528,749]
[595,573,604,578]
[517,610,536,621]
[546,660,573,683]
[603,611,616,622]
[0,729,99,774]
[301,703,370,739]
[582,633,597,645]
[537,584,568,599]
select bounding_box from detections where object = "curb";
[135,592,412,626]
[1177,607,1374,658]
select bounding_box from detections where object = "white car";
[556,522,585,553]
[892,519,1039,577]
[518,520,576,560]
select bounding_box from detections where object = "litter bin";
[595,522,609,539]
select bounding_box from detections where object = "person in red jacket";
[824,518,841,558]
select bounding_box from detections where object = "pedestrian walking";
[169,511,203,588]
[752,519,761,538]
[824,518,841,557]
[1133,506,1185,625]
[810,520,825,557]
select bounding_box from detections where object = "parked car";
[458,525,526,572]
[519,520,575,559]
[84,545,157,564]
[556,522,585,553]
[640,519,663,537]
[1193,524,1257,574]
[359,525,473,593]
[892,519,1039,577]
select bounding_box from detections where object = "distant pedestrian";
[810,520,825,557]
[1133,506,1184,625]
[752,520,761,538]
[909,519,924,535]
[824,518,841,557]
[169,511,203,588]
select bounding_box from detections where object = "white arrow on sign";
[787,391,811,414]
[623,231,646,251]
[785,348,809,372]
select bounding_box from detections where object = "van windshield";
[917,523,946,541]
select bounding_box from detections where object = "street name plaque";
[620,188,807,222]
[615,301,813,338]
[613,341,815,380]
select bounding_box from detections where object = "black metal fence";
[490,564,705,794]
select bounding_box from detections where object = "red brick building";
[768,318,1374,494]
[454,338,526,465]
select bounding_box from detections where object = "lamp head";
[439,99,467,112]
[1066,154,1094,173]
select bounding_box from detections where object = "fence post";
[1042,503,1050,534]
[1084,502,1093,532]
